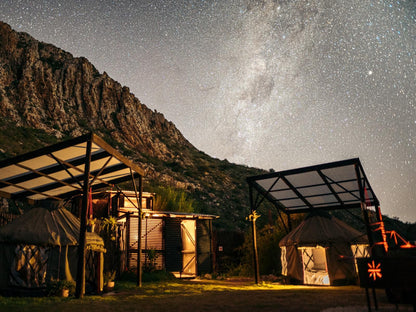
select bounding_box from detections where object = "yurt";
[0,202,105,295]
[279,211,369,286]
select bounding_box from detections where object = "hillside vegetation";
[0,21,264,230]
[1,21,414,237]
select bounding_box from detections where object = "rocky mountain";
[2,21,414,237]
[0,21,265,230]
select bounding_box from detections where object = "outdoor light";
[367,260,382,281]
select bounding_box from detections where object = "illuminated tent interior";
[279,211,368,285]
[247,158,380,285]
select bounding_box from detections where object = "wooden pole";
[126,212,130,270]
[251,213,260,284]
[248,184,260,284]
[137,175,143,287]
[75,137,92,298]
[131,170,143,287]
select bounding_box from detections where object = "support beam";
[276,208,289,234]
[280,176,313,209]
[75,139,92,298]
[254,177,280,208]
[131,171,143,287]
[355,164,374,249]
[138,175,143,287]
[317,170,344,207]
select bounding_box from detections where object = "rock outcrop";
[0,21,264,230]
[0,21,189,158]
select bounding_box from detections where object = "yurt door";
[302,247,330,285]
[181,220,197,277]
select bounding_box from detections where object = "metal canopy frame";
[0,133,145,297]
[0,133,144,202]
[246,158,381,284]
[247,158,379,215]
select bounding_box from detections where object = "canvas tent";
[247,158,380,284]
[0,133,145,297]
[0,201,105,294]
[247,158,416,309]
[279,211,368,285]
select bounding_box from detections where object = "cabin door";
[181,220,197,277]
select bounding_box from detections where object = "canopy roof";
[0,133,144,203]
[279,211,368,247]
[0,203,104,249]
[247,158,379,215]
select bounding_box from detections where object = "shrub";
[47,279,75,297]
[150,185,194,213]
[225,212,305,278]
[118,269,175,284]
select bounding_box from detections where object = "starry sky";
[1,0,415,222]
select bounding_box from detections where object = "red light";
[368,260,382,281]
[388,231,416,249]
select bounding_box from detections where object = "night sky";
[1,0,415,222]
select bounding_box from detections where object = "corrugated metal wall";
[124,216,214,277]
[127,217,164,270]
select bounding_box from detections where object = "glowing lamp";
[368,260,382,281]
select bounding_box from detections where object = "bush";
[47,279,75,297]
[149,185,194,213]
[225,212,305,278]
[224,226,284,277]
[118,269,175,284]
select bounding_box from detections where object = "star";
[0,0,415,222]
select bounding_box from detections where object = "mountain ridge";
[0,21,265,230]
[1,21,414,237]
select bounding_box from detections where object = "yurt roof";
[279,211,368,247]
[0,202,104,249]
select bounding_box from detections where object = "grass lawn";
[0,279,411,312]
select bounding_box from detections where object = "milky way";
[1,0,415,222]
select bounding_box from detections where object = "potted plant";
[104,271,116,291]
[47,279,75,297]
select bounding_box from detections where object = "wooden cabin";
[72,190,218,278]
